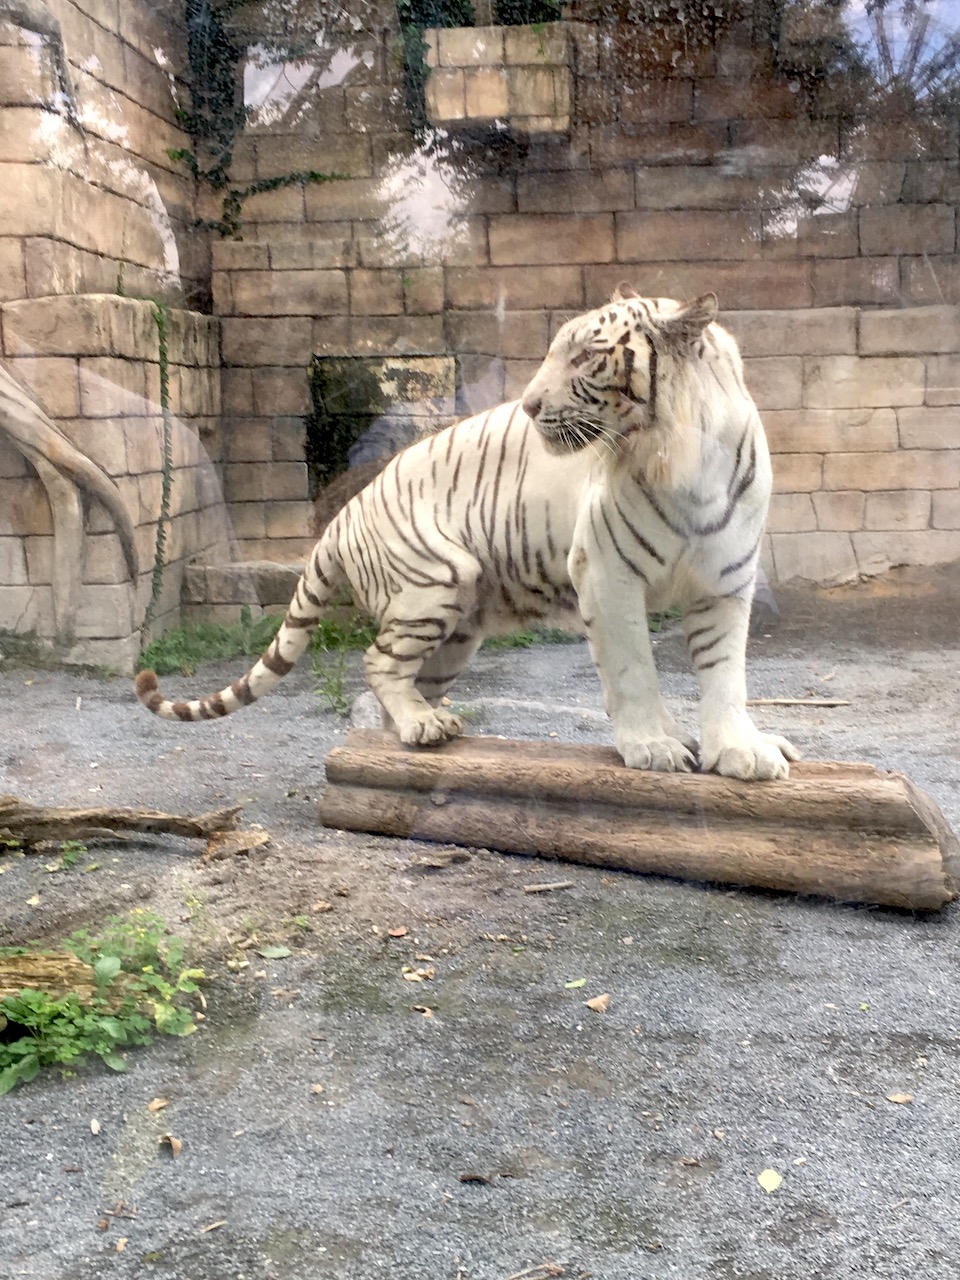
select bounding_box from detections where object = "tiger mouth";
[536,419,608,453]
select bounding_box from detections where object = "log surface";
[320,730,960,911]
[0,796,241,846]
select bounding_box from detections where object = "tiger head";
[521,286,719,472]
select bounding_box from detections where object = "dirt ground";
[2,564,960,1280]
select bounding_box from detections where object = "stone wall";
[0,0,224,670]
[215,9,960,584]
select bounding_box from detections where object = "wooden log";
[319,730,960,911]
[0,796,241,847]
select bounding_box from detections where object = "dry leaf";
[160,1133,183,1158]
[680,1156,701,1167]
[26,893,40,906]
[757,1169,783,1194]
[886,1092,913,1105]
[199,1220,227,1233]
[310,1084,325,1094]
[713,1129,726,1140]
[313,900,333,913]
[90,1119,101,1136]
[412,1005,434,1018]
[96,1219,109,1232]
[147,1098,170,1112]
[387,925,408,938]
[585,993,611,1013]
[116,1238,128,1253]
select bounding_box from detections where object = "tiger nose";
[522,395,542,420]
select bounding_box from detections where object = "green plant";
[138,606,284,675]
[311,614,378,716]
[481,626,581,650]
[0,911,204,1094]
[170,0,347,238]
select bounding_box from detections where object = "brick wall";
[215,11,960,583]
[0,1,225,670]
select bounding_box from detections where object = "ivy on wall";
[169,0,345,238]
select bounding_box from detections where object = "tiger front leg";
[572,553,697,773]
[683,594,799,780]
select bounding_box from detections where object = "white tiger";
[136,287,797,781]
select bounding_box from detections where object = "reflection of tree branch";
[0,364,138,644]
[871,11,897,81]
[902,10,930,82]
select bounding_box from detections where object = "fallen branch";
[747,697,850,708]
[523,880,575,894]
[0,796,241,848]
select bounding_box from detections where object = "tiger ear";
[660,293,718,345]
[610,281,638,302]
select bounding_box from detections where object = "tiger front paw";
[702,729,800,781]
[617,732,698,773]
[396,707,465,746]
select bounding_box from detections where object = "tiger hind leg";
[364,590,479,746]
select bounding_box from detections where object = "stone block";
[728,118,840,165]
[221,318,314,367]
[264,501,312,540]
[811,258,900,307]
[444,309,549,359]
[0,476,53,536]
[404,268,444,316]
[863,490,931,531]
[0,437,27,478]
[860,204,956,256]
[518,168,633,215]
[309,316,352,357]
[445,265,584,311]
[0,45,54,108]
[507,67,568,120]
[803,356,925,409]
[590,122,726,168]
[504,23,568,65]
[634,165,777,211]
[616,211,762,262]
[228,503,266,541]
[5,356,81,418]
[349,315,445,355]
[437,218,489,268]
[79,357,148,418]
[859,306,960,356]
[269,239,357,271]
[765,493,816,533]
[762,211,859,259]
[489,213,613,266]
[587,262,813,312]
[263,462,309,503]
[425,69,466,123]
[901,255,960,306]
[769,531,859,586]
[849,162,906,206]
[75,583,134,638]
[763,408,898,455]
[241,184,306,224]
[722,308,856,358]
[304,177,389,224]
[456,354,505,414]
[925,354,960,407]
[694,78,799,122]
[812,491,866,531]
[771,453,823,492]
[124,419,161,476]
[23,534,53,584]
[212,242,270,271]
[852,530,960,577]
[619,80,693,128]
[464,67,509,119]
[504,359,542,400]
[351,269,404,316]
[224,463,267,503]
[83,533,131,585]
[897,407,960,449]
[230,269,347,318]
[252,368,310,417]
[0,584,55,634]
[0,535,28,584]
[256,136,373,182]
[823,450,960,491]
[0,237,25,300]
[742,357,803,411]
[933,491,960,528]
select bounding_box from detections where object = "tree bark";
[0,796,241,847]
[319,730,960,911]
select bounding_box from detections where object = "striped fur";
[136,290,797,781]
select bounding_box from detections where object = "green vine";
[170,1,348,238]
[141,300,174,643]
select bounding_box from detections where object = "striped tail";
[134,538,343,723]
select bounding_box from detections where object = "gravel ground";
[1,566,959,1280]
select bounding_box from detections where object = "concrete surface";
[1,566,960,1280]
